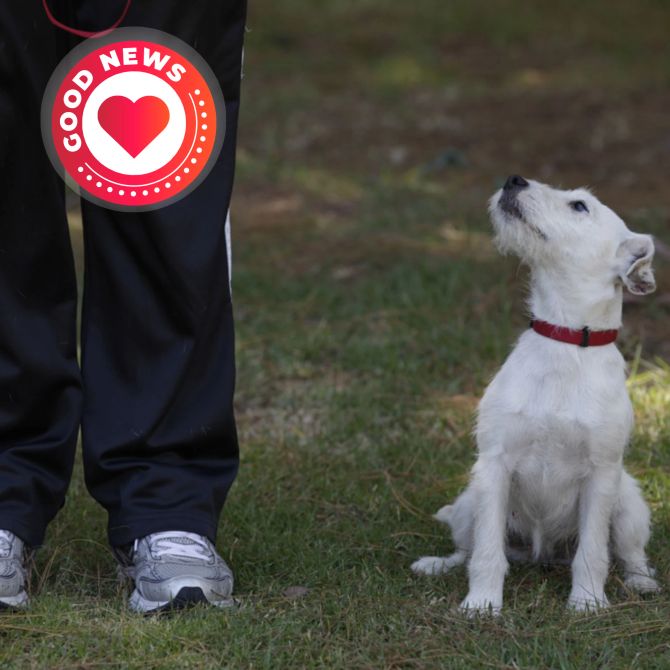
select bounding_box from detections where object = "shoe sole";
[130,586,235,614]
[0,590,29,611]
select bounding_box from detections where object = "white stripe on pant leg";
[225,209,232,291]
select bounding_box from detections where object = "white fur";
[412,179,660,615]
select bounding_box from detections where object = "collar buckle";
[580,326,590,348]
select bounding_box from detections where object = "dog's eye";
[570,200,589,213]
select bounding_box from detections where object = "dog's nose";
[503,175,529,191]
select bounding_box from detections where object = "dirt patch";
[241,85,670,212]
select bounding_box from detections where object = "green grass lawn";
[3,1,670,668]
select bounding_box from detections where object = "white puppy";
[412,176,660,614]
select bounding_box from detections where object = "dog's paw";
[457,593,502,617]
[411,556,451,576]
[624,574,661,594]
[567,590,610,612]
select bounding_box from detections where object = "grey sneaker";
[0,530,29,610]
[117,531,234,613]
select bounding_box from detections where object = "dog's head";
[489,176,656,296]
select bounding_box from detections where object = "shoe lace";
[144,531,213,561]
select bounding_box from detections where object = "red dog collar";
[530,319,618,347]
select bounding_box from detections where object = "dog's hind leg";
[411,487,474,576]
[612,470,660,594]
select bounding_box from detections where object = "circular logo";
[41,28,225,211]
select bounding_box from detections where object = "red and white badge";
[41,28,225,211]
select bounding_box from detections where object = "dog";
[411,175,660,614]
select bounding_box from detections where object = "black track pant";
[0,0,245,547]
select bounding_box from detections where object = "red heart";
[97,96,170,158]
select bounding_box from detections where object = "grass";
[3,0,670,668]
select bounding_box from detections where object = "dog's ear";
[616,234,656,295]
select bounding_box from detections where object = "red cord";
[42,0,132,38]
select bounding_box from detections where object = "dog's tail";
[432,504,453,525]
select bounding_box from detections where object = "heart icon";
[98,96,170,158]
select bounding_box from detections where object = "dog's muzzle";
[499,174,529,219]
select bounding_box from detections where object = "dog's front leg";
[568,465,620,611]
[459,457,510,616]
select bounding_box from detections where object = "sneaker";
[116,531,235,613]
[0,530,29,610]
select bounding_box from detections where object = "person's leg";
[76,0,246,548]
[0,2,81,549]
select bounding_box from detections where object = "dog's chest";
[506,410,596,540]
[511,434,588,509]
[477,332,633,462]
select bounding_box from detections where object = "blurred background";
[234,0,670,357]
[30,1,670,667]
